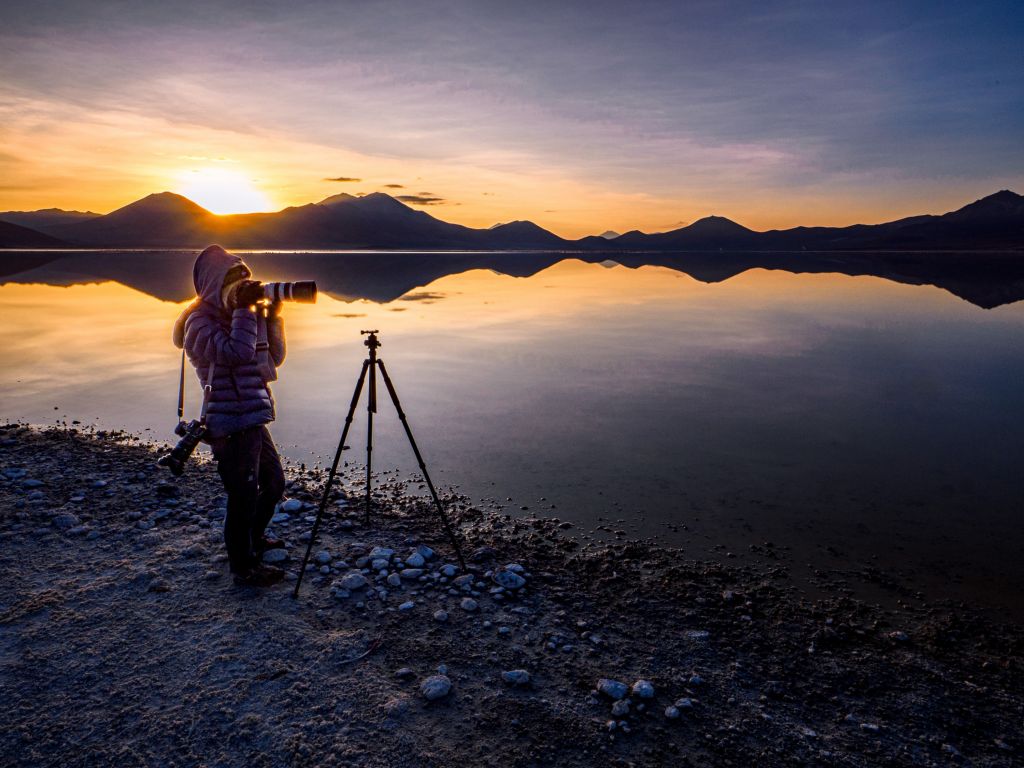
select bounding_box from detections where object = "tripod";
[292,330,467,598]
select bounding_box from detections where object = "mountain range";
[0,189,1021,250]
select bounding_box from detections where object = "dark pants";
[209,425,286,573]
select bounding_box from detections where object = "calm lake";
[2,250,1023,618]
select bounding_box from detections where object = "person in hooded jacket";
[173,245,288,587]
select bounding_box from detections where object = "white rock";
[420,674,452,701]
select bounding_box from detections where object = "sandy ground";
[0,423,1021,767]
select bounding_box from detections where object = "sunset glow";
[175,167,274,215]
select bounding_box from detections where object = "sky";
[1,0,1022,237]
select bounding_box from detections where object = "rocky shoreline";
[1,422,1021,767]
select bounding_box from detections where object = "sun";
[175,167,275,215]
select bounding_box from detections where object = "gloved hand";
[228,280,264,309]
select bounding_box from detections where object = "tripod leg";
[365,358,376,525]
[376,359,467,571]
[292,359,369,599]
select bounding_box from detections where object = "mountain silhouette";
[0,208,100,231]
[6,189,1023,251]
[0,220,68,248]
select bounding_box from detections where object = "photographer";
[172,245,288,587]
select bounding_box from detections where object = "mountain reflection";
[2,249,1023,309]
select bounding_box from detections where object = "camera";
[262,281,317,303]
[157,419,207,476]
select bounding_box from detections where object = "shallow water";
[2,251,1023,616]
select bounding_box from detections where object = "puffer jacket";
[172,245,286,439]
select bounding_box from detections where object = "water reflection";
[2,258,1023,616]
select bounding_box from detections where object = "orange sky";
[1,4,1021,238]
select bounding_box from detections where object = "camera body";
[157,419,208,476]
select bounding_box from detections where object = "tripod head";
[361,329,381,351]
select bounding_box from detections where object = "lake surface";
[2,250,1023,618]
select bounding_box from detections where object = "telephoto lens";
[262,281,317,303]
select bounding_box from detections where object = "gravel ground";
[0,422,1021,767]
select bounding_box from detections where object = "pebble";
[52,513,81,531]
[632,680,655,699]
[611,699,630,717]
[460,598,478,612]
[501,669,531,686]
[387,573,402,587]
[204,570,220,580]
[395,667,415,679]
[433,610,449,622]
[400,568,424,579]
[406,551,426,568]
[665,706,680,719]
[314,551,332,565]
[415,544,435,560]
[338,571,368,590]
[22,479,44,488]
[369,546,395,561]
[597,679,629,700]
[440,564,458,578]
[674,697,694,709]
[492,569,526,590]
[398,601,415,612]
[420,674,452,701]
[262,549,288,563]
[383,698,410,718]
[280,498,304,513]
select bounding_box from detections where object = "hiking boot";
[254,534,285,554]
[233,564,285,587]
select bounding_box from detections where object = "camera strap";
[199,361,217,425]
[176,349,217,425]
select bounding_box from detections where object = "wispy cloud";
[383,183,404,188]
[396,194,445,205]
[323,176,361,182]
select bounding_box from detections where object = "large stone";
[338,571,368,590]
[314,551,332,565]
[632,680,655,699]
[280,498,304,513]
[597,679,629,700]
[405,551,426,568]
[493,569,526,590]
[420,674,452,701]
[501,669,531,686]
[369,546,394,561]
[262,548,288,563]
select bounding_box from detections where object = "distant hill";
[0,220,68,248]
[0,208,100,231]
[6,189,1022,250]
